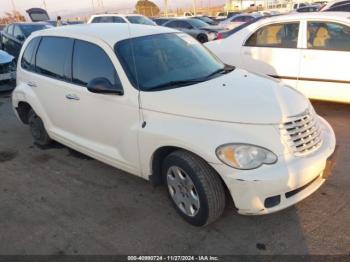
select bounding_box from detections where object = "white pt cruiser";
[12,24,337,226]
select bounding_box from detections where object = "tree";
[135,0,160,17]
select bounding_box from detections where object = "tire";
[197,34,208,43]
[28,109,52,146]
[163,150,225,226]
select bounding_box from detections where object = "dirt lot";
[0,87,349,255]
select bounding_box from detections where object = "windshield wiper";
[145,65,235,91]
[146,79,206,91]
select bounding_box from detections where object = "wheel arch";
[149,146,232,198]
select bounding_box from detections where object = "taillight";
[216,32,222,40]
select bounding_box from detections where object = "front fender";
[139,110,283,179]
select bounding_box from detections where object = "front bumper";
[211,117,336,215]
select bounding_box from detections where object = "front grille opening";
[264,195,281,208]
[280,110,323,156]
[285,176,319,199]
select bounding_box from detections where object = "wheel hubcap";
[167,166,200,217]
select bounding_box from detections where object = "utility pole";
[43,0,47,10]
[91,0,95,12]
[10,0,16,12]
[192,0,197,15]
[164,0,168,17]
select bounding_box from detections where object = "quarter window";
[307,22,350,51]
[245,22,300,48]
[13,26,24,40]
[21,37,41,71]
[6,25,14,35]
[72,40,122,91]
[36,37,74,80]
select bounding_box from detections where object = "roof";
[30,23,177,47]
[90,14,144,18]
[259,11,350,23]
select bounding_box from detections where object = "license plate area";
[322,145,338,179]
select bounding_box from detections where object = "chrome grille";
[280,109,323,156]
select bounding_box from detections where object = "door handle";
[65,94,80,101]
[27,81,37,87]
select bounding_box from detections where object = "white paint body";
[205,12,350,103]
[12,24,336,215]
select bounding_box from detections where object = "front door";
[63,39,140,174]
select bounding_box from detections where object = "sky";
[0,0,226,17]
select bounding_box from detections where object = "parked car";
[321,0,350,10]
[190,16,218,25]
[87,14,156,26]
[215,11,227,20]
[12,23,336,226]
[219,13,261,30]
[323,2,350,10]
[205,12,350,103]
[163,18,224,43]
[0,50,16,82]
[1,22,52,58]
[294,4,321,12]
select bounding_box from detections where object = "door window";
[6,25,14,35]
[13,26,25,40]
[21,37,41,71]
[307,22,350,51]
[36,37,74,80]
[245,22,300,48]
[72,40,122,91]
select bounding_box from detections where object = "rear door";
[31,36,75,136]
[240,21,302,88]
[298,20,350,102]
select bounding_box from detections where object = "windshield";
[21,24,51,37]
[115,33,227,91]
[126,16,156,26]
[189,19,210,28]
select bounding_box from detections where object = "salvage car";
[12,24,336,226]
[0,50,16,82]
[205,12,350,103]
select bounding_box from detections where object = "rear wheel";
[197,34,208,43]
[28,109,52,146]
[163,150,225,226]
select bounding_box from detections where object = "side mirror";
[87,77,123,95]
[17,35,25,42]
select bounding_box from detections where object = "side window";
[6,25,14,35]
[245,22,300,48]
[166,21,179,28]
[36,37,74,80]
[97,16,114,23]
[13,26,25,40]
[72,40,122,91]
[307,22,350,51]
[178,21,192,29]
[21,37,41,71]
[113,17,126,23]
[91,17,101,23]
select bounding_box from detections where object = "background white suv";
[87,14,156,26]
[12,24,336,226]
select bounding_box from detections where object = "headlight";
[216,143,277,170]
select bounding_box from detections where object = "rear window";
[126,16,155,26]
[21,37,41,71]
[36,37,73,80]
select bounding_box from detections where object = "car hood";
[140,69,310,125]
[0,50,14,64]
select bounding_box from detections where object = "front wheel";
[197,34,208,43]
[163,150,226,226]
